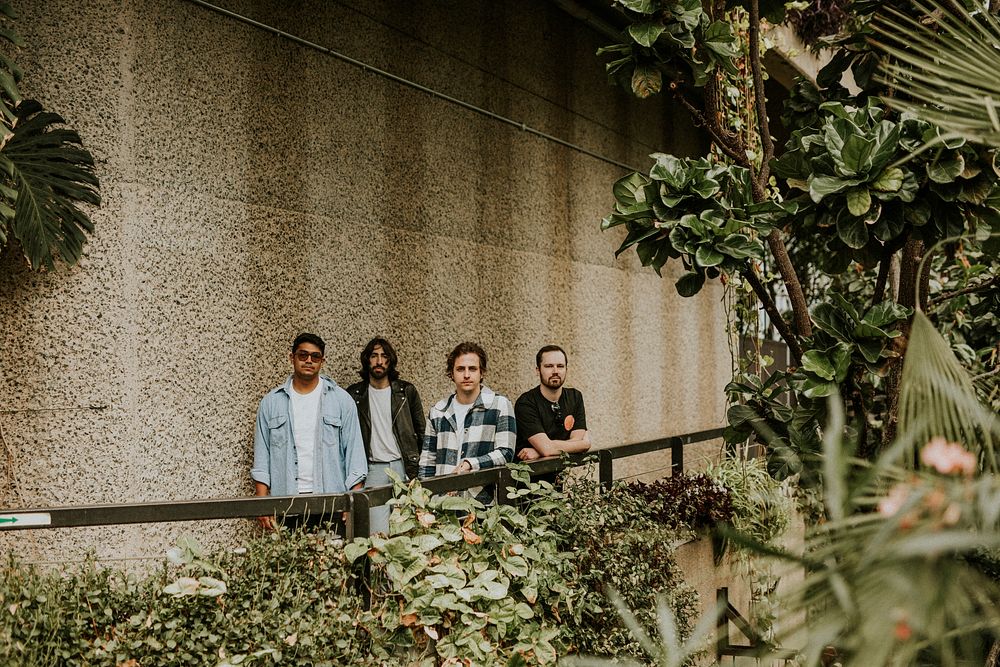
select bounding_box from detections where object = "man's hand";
[517,448,540,461]
[254,481,275,531]
[454,460,473,474]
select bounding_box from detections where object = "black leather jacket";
[346,379,426,480]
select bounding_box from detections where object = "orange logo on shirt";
[564,415,575,431]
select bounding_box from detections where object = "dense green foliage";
[597,0,998,467]
[1,463,797,666]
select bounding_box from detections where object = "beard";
[370,366,388,379]
[542,375,563,389]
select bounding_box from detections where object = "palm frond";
[1,99,100,270]
[873,0,1000,149]
[899,310,1000,469]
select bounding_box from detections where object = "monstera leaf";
[0,100,100,270]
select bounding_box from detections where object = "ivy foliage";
[0,464,800,666]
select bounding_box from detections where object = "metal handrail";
[0,427,724,539]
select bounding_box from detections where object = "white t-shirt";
[368,385,402,462]
[289,382,322,493]
[452,398,472,437]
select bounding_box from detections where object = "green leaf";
[703,21,740,61]
[801,377,838,398]
[856,338,884,364]
[3,100,100,270]
[628,22,666,47]
[0,25,24,48]
[617,0,656,13]
[831,344,853,383]
[926,153,965,183]
[675,270,705,297]
[802,350,836,381]
[612,171,652,207]
[439,495,476,512]
[716,233,763,260]
[772,149,809,180]
[631,65,662,98]
[872,166,903,192]
[809,175,861,202]
[837,214,869,249]
[694,245,725,267]
[838,134,877,176]
[615,225,660,257]
[846,188,872,216]
[343,540,369,563]
[500,555,529,577]
[649,153,688,189]
[864,300,911,328]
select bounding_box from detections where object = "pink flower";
[878,483,911,518]
[920,437,977,477]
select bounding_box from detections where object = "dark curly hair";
[358,336,400,382]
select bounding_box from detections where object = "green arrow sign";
[0,513,51,528]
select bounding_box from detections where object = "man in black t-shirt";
[514,345,591,469]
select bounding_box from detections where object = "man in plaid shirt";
[419,341,515,505]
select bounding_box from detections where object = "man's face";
[450,353,483,393]
[290,342,324,382]
[368,344,389,380]
[538,350,567,389]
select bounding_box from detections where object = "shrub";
[552,476,700,663]
[626,473,735,535]
[344,477,576,665]
[0,468,724,666]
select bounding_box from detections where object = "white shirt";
[452,398,472,436]
[289,382,322,493]
[368,385,402,462]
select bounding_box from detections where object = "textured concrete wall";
[0,0,729,562]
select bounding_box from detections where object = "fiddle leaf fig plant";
[597,0,999,461]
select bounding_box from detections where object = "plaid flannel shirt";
[418,385,516,505]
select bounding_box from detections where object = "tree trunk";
[882,238,924,451]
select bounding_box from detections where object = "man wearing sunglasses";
[251,332,367,530]
[514,345,591,480]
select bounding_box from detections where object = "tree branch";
[764,230,813,338]
[748,0,775,181]
[742,265,804,364]
[674,90,747,165]
[927,276,999,308]
[972,367,1000,383]
[871,232,911,309]
[744,0,812,339]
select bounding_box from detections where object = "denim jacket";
[251,375,367,496]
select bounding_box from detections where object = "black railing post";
[671,436,684,475]
[716,587,730,661]
[598,449,614,490]
[347,492,370,540]
[496,467,513,505]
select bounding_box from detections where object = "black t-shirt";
[514,386,587,455]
